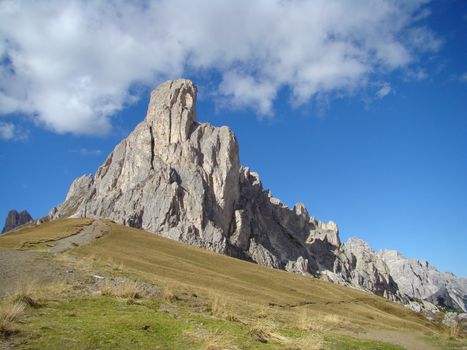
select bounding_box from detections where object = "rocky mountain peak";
[2,209,33,233]
[48,79,465,311]
[51,79,240,251]
[147,79,197,146]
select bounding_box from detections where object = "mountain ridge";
[48,79,466,313]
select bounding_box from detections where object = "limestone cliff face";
[49,79,408,303]
[333,238,403,302]
[51,80,239,252]
[379,250,467,312]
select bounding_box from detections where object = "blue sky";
[0,0,466,276]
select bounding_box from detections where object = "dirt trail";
[48,219,108,254]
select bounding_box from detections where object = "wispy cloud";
[0,121,28,141]
[0,122,14,140]
[406,68,429,81]
[376,83,392,98]
[460,73,467,83]
[70,148,103,156]
[0,0,440,135]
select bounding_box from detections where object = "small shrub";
[0,302,25,337]
[210,295,227,316]
[208,294,241,322]
[161,285,177,303]
[186,329,239,350]
[101,280,141,299]
[10,280,41,308]
[248,320,285,344]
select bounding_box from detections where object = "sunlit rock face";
[379,249,467,312]
[52,79,454,305]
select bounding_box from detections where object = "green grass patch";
[13,296,411,350]
[325,335,406,349]
[16,297,194,350]
[427,334,467,350]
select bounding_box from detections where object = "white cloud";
[406,68,428,81]
[219,72,277,115]
[460,73,467,83]
[0,122,14,140]
[0,121,28,141]
[406,26,442,53]
[70,148,103,156]
[0,0,439,135]
[376,83,392,98]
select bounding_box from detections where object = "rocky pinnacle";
[49,79,466,310]
[2,209,33,233]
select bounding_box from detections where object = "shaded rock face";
[379,250,467,312]
[332,238,403,302]
[49,79,408,303]
[2,209,33,233]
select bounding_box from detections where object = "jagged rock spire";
[50,79,413,304]
[2,209,32,233]
[147,79,197,145]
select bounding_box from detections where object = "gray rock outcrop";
[322,238,403,301]
[1,209,33,233]
[50,79,464,308]
[379,250,467,312]
[51,80,239,252]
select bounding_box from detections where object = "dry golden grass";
[296,309,324,333]
[43,280,70,297]
[1,218,445,342]
[0,302,25,337]
[185,329,240,350]
[201,333,240,350]
[7,279,70,308]
[100,280,141,299]
[0,218,92,250]
[69,221,437,334]
[448,319,462,338]
[208,294,242,323]
[295,309,354,334]
[210,294,223,315]
[248,319,287,344]
[160,284,177,303]
[9,280,41,308]
[110,260,125,273]
[56,253,103,271]
[283,334,325,350]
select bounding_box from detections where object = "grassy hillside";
[0,218,93,249]
[0,219,464,349]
